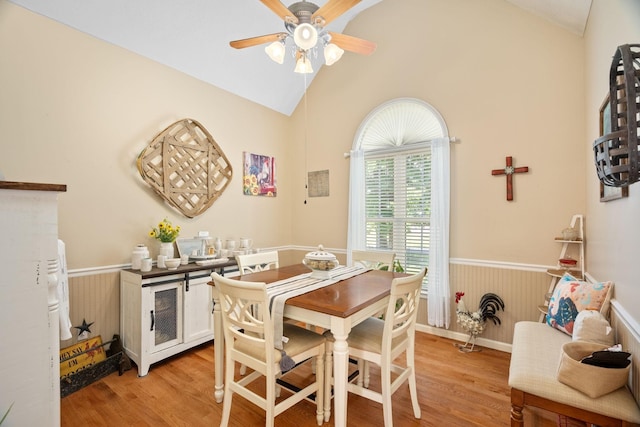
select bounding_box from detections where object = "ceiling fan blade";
[312,0,361,26]
[230,33,287,49]
[260,0,298,24]
[328,32,376,55]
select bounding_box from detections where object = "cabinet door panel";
[147,282,183,353]
[183,274,214,342]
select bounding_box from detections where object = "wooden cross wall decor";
[491,156,529,201]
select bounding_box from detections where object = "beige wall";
[0,0,586,267]
[583,0,640,321]
[291,0,586,266]
[1,0,638,329]
[0,1,294,269]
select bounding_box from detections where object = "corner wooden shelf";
[546,268,584,280]
[539,214,585,322]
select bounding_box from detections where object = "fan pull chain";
[303,72,309,205]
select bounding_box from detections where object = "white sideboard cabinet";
[120,261,236,377]
[0,181,66,427]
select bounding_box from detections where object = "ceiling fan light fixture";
[294,53,313,74]
[265,40,286,64]
[324,43,344,66]
[293,23,318,50]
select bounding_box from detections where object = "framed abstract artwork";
[243,151,277,197]
[598,94,628,202]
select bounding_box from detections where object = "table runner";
[267,265,369,354]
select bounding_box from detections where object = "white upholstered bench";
[509,321,640,426]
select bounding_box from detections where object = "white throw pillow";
[572,309,615,346]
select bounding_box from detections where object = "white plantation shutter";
[364,148,430,279]
[348,98,451,327]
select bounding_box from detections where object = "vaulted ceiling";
[9,0,592,116]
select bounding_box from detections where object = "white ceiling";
[506,0,592,36]
[9,0,592,116]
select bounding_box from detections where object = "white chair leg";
[324,342,333,422]
[364,360,371,388]
[266,374,276,427]
[307,324,317,374]
[407,344,421,419]
[315,353,325,426]
[357,358,364,386]
[381,363,393,427]
[220,390,233,427]
[408,367,420,419]
[220,356,235,427]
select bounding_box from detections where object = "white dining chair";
[211,272,326,427]
[351,250,395,270]
[323,267,427,426]
[236,251,287,376]
[236,250,279,274]
[351,249,397,336]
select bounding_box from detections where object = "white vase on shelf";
[159,241,175,259]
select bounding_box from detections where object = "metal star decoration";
[74,319,94,337]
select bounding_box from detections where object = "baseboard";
[416,324,513,353]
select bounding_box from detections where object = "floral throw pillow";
[546,273,613,336]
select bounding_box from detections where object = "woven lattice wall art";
[137,118,233,218]
[593,44,640,187]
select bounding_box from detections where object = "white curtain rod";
[343,136,460,158]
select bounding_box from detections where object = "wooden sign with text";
[59,336,106,379]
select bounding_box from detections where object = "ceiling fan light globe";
[294,55,313,74]
[324,43,344,66]
[293,23,318,50]
[265,41,286,64]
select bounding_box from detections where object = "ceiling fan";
[229,0,376,73]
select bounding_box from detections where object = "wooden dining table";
[208,263,406,427]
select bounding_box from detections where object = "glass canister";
[140,257,152,272]
[213,237,222,252]
[561,227,579,241]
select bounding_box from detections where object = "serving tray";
[195,258,229,266]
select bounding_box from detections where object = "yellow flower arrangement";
[149,218,181,243]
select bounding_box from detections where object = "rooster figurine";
[455,291,505,352]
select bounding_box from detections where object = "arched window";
[347,98,452,328]
[356,97,448,150]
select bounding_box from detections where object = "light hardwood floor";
[61,333,560,427]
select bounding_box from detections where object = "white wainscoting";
[416,259,551,351]
[65,255,639,366]
[65,259,639,408]
[610,300,640,407]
